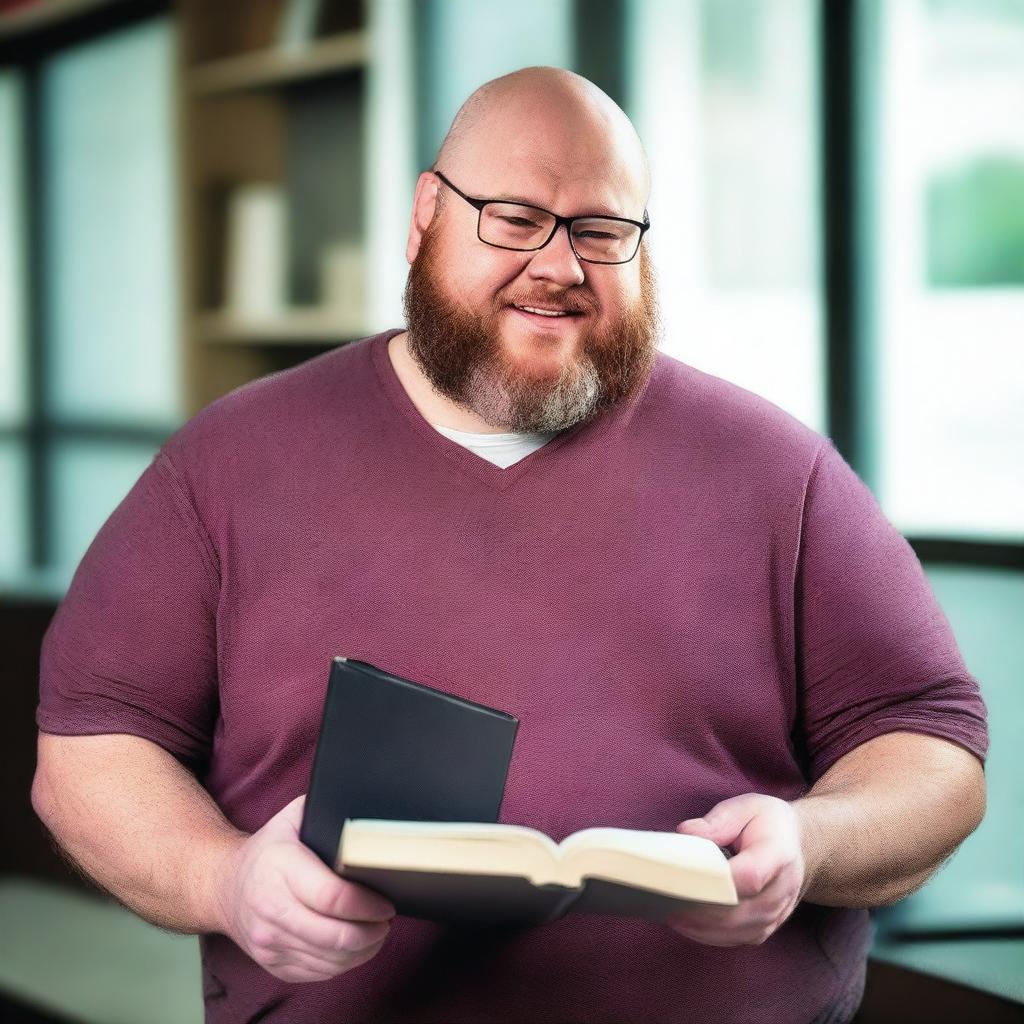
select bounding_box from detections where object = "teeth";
[519,306,569,317]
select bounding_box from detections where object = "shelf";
[180,1,387,412]
[0,0,118,41]
[195,309,368,345]
[187,31,367,97]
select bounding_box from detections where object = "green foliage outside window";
[927,156,1024,287]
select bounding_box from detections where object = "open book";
[337,819,738,927]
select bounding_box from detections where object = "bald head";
[434,67,650,218]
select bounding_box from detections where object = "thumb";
[677,795,758,847]
[276,793,307,830]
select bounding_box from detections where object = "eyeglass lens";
[478,202,641,263]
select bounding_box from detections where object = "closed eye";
[500,216,544,229]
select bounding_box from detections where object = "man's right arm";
[31,732,396,983]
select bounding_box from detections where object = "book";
[336,819,738,927]
[300,659,736,927]
[300,658,519,869]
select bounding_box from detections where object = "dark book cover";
[338,862,705,927]
[300,658,520,871]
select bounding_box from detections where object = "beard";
[401,223,661,434]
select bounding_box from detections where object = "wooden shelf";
[195,309,368,345]
[187,31,367,97]
[181,1,379,413]
[0,0,119,41]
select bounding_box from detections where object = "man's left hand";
[665,793,811,946]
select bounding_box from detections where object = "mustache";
[500,291,595,316]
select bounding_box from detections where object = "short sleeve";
[796,440,989,781]
[37,450,220,770]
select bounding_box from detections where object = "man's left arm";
[666,730,986,946]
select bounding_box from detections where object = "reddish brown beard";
[401,222,660,433]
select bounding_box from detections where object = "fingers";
[261,797,395,922]
[727,842,788,899]
[278,793,307,831]
[666,871,794,947]
[669,794,806,947]
[224,800,398,983]
[284,844,396,923]
[677,793,763,848]
[669,917,774,948]
[242,875,393,983]
[258,933,388,983]
[251,912,389,965]
[264,894,392,953]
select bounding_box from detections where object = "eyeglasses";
[432,169,650,266]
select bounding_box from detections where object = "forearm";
[32,732,247,935]
[792,730,986,908]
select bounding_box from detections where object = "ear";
[406,171,440,264]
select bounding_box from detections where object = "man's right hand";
[213,793,396,983]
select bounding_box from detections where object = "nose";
[525,223,586,288]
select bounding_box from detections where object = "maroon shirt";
[38,328,988,1024]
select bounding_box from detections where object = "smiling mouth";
[509,304,584,319]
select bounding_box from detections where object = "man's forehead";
[436,69,650,216]
[456,152,646,219]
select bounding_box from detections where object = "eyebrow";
[491,191,628,220]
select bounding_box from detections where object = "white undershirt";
[430,423,560,469]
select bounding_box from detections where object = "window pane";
[0,70,27,428]
[418,0,572,169]
[877,565,1024,934]
[365,0,417,331]
[42,17,182,426]
[48,440,160,581]
[866,0,1024,539]
[0,439,29,579]
[630,0,824,431]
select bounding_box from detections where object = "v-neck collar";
[370,328,618,493]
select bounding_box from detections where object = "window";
[42,17,180,426]
[857,0,1024,950]
[0,14,181,595]
[0,69,28,579]
[626,0,1023,977]
[414,0,574,171]
[629,0,824,432]
[864,0,1024,540]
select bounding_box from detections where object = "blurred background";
[0,0,1021,1021]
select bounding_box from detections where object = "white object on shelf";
[224,184,288,320]
[277,0,322,52]
[320,241,366,321]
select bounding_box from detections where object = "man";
[33,67,987,1024]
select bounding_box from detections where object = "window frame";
[0,0,174,587]
[823,0,1024,569]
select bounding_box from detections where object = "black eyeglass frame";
[432,169,650,265]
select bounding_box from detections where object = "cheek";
[428,228,511,308]
[454,243,518,289]
[485,259,539,304]
[593,278,636,319]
